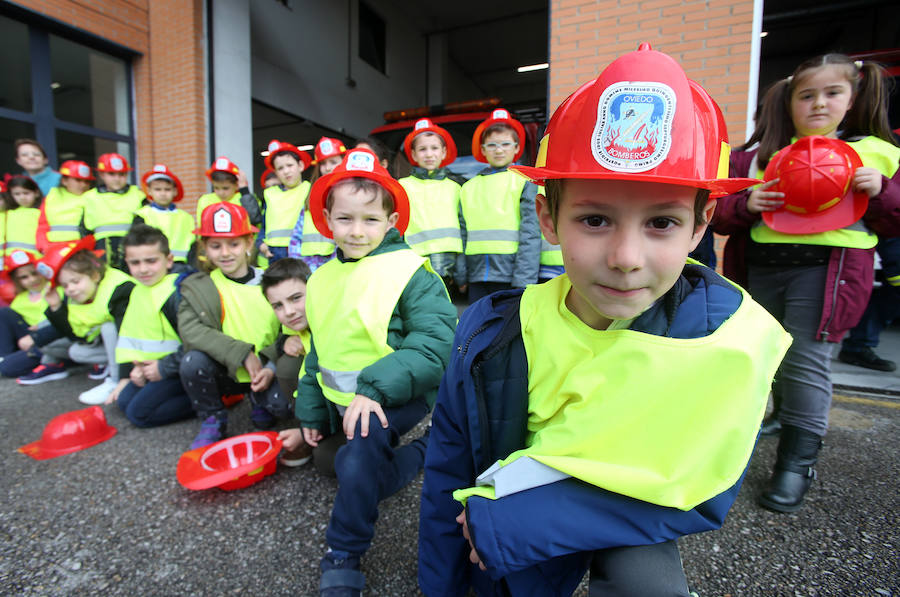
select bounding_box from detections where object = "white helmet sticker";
[213,209,233,233]
[268,141,280,152]
[592,82,676,172]
[10,250,28,265]
[37,262,54,280]
[346,151,375,172]
[320,139,334,154]
[216,157,230,170]
[77,165,90,177]
[153,164,166,172]
[414,119,430,130]
[110,156,124,170]
[492,109,509,120]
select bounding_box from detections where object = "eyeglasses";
[482,141,517,151]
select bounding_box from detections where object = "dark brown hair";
[481,123,520,145]
[123,223,170,256]
[210,171,238,184]
[60,249,106,280]
[14,138,47,159]
[261,257,311,296]
[3,175,43,209]
[325,177,394,216]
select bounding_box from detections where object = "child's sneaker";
[319,549,365,597]
[280,441,313,467]
[250,405,275,429]
[191,415,227,449]
[87,364,108,380]
[17,363,69,385]
[78,377,118,405]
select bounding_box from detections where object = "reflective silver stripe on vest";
[4,241,36,250]
[302,232,333,244]
[117,337,181,354]
[171,249,189,259]
[49,225,80,232]
[467,229,519,243]
[94,224,132,234]
[541,238,561,252]
[320,366,361,394]
[267,228,293,239]
[405,227,462,245]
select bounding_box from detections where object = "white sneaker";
[78,377,118,405]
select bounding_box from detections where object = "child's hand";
[129,363,147,387]
[302,426,323,447]
[283,335,306,357]
[277,428,303,451]
[259,242,274,259]
[343,394,388,440]
[244,352,263,379]
[458,283,468,295]
[105,379,129,405]
[853,167,883,198]
[18,335,35,351]
[746,178,785,213]
[140,360,162,383]
[250,367,275,392]
[237,170,249,188]
[456,510,487,571]
[44,286,61,310]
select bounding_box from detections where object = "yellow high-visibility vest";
[263,182,310,248]
[42,187,86,243]
[10,287,62,327]
[135,205,195,262]
[67,267,135,340]
[299,208,335,257]
[399,176,463,256]
[2,207,40,256]
[83,186,145,240]
[195,192,246,226]
[116,273,180,362]
[460,170,525,255]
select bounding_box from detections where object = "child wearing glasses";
[457,109,540,302]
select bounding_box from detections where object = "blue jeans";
[0,306,29,356]
[326,396,429,555]
[267,245,289,262]
[117,377,195,428]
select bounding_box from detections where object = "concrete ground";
[2,328,898,596]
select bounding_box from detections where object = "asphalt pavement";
[1,327,898,596]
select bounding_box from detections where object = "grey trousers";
[40,321,120,382]
[748,264,833,436]
[588,540,690,596]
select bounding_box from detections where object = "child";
[106,224,193,427]
[1,176,41,257]
[711,53,900,512]
[177,202,291,449]
[25,236,135,403]
[82,153,146,271]
[259,140,312,262]
[419,44,792,596]
[260,168,280,191]
[37,160,92,253]
[0,250,63,378]
[196,157,262,228]
[398,118,464,283]
[14,139,60,196]
[293,148,456,595]
[354,137,392,172]
[457,108,540,302]
[286,138,345,271]
[260,257,314,465]
[134,164,196,267]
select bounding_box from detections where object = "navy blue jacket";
[419,265,752,597]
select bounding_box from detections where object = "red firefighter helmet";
[59,160,94,181]
[176,431,282,491]
[96,153,131,173]
[193,201,258,238]
[3,249,40,274]
[205,156,241,181]
[141,164,185,202]
[36,236,100,284]
[264,139,312,171]
[313,137,348,164]
[259,168,278,191]
[762,136,867,234]
[19,406,117,460]
[512,43,759,198]
[403,118,457,168]
[472,108,527,163]
[308,148,410,238]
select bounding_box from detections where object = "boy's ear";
[166,252,175,269]
[689,199,717,251]
[535,193,560,245]
[388,211,400,227]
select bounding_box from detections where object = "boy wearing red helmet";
[289,148,456,596]
[134,164,195,266]
[259,140,312,263]
[195,156,262,229]
[36,160,93,253]
[457,108,541,302]
[419,45,792,596]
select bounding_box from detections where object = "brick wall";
[18,0,209,212]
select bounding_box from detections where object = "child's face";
[12,265,46,293]
[98,171,128,192]
[124,243,173,287]
[481,130,519,168]
[15,144,47,174]
[61,176,90,195]
[411,133,447,171]
[537,179,712,330]
[790,64,854,139]
[265,278,308,332]
[10,187,39,208]
[212,180,238,201]
[272,154,303,188]
[204,236,252,278]
[325,185,399,260]
[264,174,280,188]
[147,179,177,207]
[58,268,100,305]
[318,156,344,176]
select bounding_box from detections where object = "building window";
[0,13,134,178]
[358,1,386,74]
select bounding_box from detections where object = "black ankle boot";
[758,425,823,513]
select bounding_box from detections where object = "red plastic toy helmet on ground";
[205,156,241,181]
[308,148,410,239]
[512,43,759,198]
[762,135,867,234]
[313,137,348,164]
[193,201,258,238]
[264,140,312,172]
[176,431,282,490]
[472,108,527,164]
[59,160,94,181]
[96,153,131,173]
[19,406,117,460]
[141,164,185,202]
[36,236,100,284]
[403,118,457,168]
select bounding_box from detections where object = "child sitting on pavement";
[292,148,456,597]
